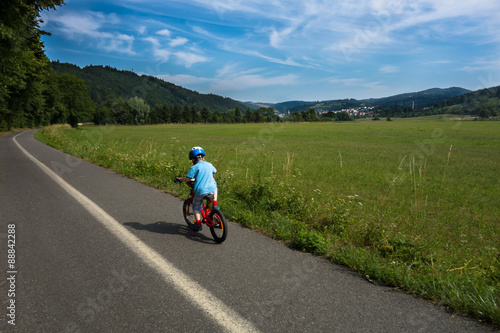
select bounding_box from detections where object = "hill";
[51,62,247,113]
[362,87,471,108]
[264,87,471,114]
[431,85,500,116]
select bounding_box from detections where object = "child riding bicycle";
[175,146,217,231]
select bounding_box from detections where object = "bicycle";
[174,178,228,243]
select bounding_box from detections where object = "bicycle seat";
[203,193,215,200]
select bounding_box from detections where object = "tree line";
[95,101,282,125]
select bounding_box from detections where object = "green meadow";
[36,117,500,326]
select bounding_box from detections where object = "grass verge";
[35,121,500,327]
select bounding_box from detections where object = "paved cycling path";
[0,130,495,332]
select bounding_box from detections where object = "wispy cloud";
[174,51,209,68]
[144,29,207,67]
[156,64,297,95]
[458,57,500,72]
[41,10,135,54]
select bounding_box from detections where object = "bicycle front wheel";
[209,208,228,243]
[182,198,193,227]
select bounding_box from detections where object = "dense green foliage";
[0,0,65,130]
[37,118,500,326]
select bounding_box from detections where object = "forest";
[0,0,67,131]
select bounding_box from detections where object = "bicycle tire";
[182,198,193,227]
[209,207,228,243]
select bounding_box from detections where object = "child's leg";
[194,211,202,222]
[213,191,218,207]
[192,195,204,224]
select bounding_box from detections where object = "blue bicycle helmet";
[189,146,205,159]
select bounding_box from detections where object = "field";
[36,116,500,326]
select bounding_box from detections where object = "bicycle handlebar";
[174,177,195,185]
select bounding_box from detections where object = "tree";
[244,108,253,123]
[292,112,303,122]
[264,108,277,122]
[149,105,162,124]
[227,109,236,123]
[161,103,170,123]
[127,96,150,125]
[211,111,221,123]
[478,107,490,119]
[234,107,242,123]
[305,108,316,121]
[254,108,264,123]
[320,111,336,121]
[336,111,353,121]
[94,103,113,125]
[181,103,191,123]
[201,106,210,123]
[171,103,181,123]
[190,106,198,123]
[111,97,131,125]
[55,73,95,127]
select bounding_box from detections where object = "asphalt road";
[0,130,496,333]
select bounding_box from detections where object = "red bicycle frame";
[186,182,218,228]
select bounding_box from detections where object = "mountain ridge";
[243,87,471,113]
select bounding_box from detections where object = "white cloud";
[156,29,171,37]
[170,37,189,47]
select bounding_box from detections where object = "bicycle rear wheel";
[209,208,227,243]
[182,199,193,227]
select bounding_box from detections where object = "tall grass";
[35,119,500,326]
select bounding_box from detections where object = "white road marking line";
[14,132,260,333]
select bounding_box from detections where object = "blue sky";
[40,0,500,103]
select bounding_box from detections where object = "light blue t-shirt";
[186,161,217,196]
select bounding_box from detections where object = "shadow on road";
[123,221,219,244]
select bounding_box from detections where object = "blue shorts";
[192,191,217,213]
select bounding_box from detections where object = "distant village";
[317,106,376,117]
[279,106,376,118]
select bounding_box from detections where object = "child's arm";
[175,176,192,183]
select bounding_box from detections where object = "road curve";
[0,130,495,332]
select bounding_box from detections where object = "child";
[176,147,217,231]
